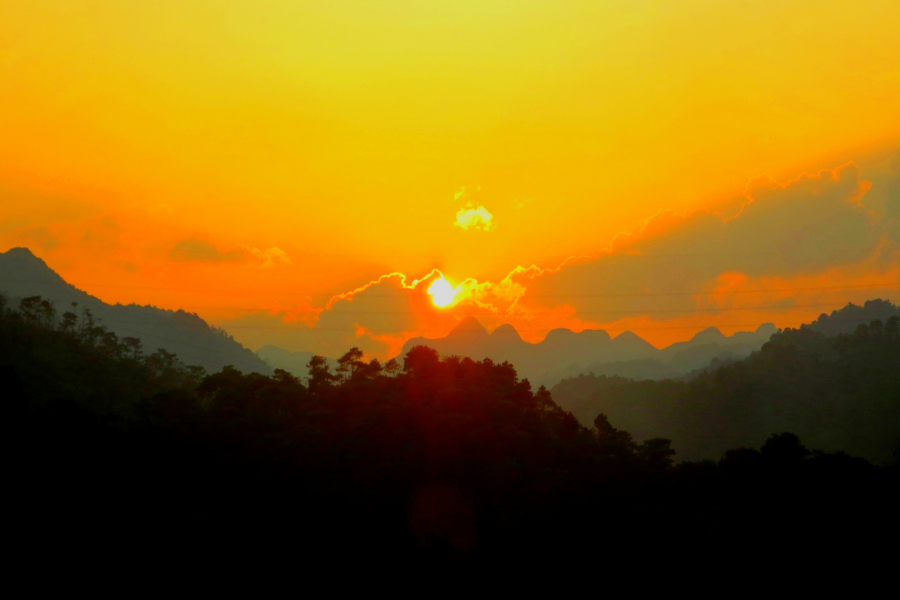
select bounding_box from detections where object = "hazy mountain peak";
[0,246,37,262]
[691,327,725,342]
[755,323,777,335]
[613,330,648,342]
[491,323,522,342]
[447,315,488,338]
[4,247,37,259]
[577,328,612,342]
[0,247,67,285]
[257,343,287,354]
[543,327,577,343]
[0,247,271,375]
[543,327,611,344]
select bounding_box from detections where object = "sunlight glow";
[455,205,493,231]
[428,278,456,308]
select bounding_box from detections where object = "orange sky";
[2,1,899,358]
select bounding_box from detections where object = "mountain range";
[549,301,900,462]
[6,246,892,386]
[0,247,271,375]
[400,316,778,388]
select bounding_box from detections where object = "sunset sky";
[2,1,899,358]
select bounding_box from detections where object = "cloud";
[169,237,290,267]
[224,160,900,358]
[170,238,247,263]
[276,271,440,359]
[515,161,895,334]
[273,261,583,358]
[454,205,493,231]
[885,150,900,242]
[262,300,322,327]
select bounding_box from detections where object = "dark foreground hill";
[3,295,895,567]
[0,247,270,375]
[552,310,900,463]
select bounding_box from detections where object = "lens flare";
[428,278,455,308]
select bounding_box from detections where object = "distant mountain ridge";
[808,299,900,335]
[399,315,778,387]
[257,344,339,374]
[0,247,271,375]
[550,308,900,463]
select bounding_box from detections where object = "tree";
[273,368,302,387]
[19,295,55,327]
[639,438,676,473]
[122,336,143,360]
[404,345,440,374]
[761,432,810,463]
[594,413,636,456]
[886,315,899,340]
[307,355,337,393]
[337,347,366,381]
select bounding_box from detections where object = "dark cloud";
[169,238,251,263]
[224,161,899,358]
[169,237,291,267]
[523,162,893,318]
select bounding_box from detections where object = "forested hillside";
[3,292,895,565]
[552,312,900,463]
[0,247,270,375]
[809,299,900,334]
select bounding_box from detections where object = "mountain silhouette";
[447,315,489,340]
[400,316,777,387]
[257,344,339,374]
[808,299,900,335]
[551,307,900,463]
[0,247,271,375]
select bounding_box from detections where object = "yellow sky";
[2,1,899,356]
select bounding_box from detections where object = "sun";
[428,277,455,308]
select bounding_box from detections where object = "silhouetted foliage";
[2,294,895,568]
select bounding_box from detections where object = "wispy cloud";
[169,237,290,267]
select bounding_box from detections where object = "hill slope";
[0,247,271,375]
[5,296,894,563]
[551,311,900,463]
[809,299,900,335]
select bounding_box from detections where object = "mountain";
[257,344,340,376]
[808,299,900,335]
[257,345,317,375]
[657,323,778,371]
[399,316,776,387]
[550,310,900,463]
[0,247,271,375]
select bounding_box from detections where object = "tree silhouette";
[336,347,365,381]
[1,292,895,566]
